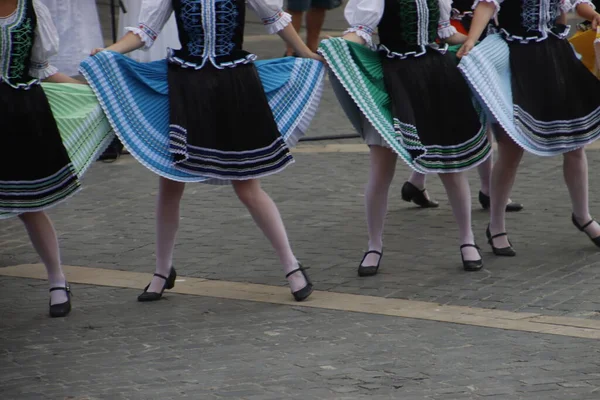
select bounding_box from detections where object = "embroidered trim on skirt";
[0,83,113,219]
[79,52,325,183]
[319,37,490,173]
[458,34,600,156]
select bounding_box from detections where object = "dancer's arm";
[573,1,600,28]
[456,1,497,57]
[31,0,86,84]
[92,32,145,55]
[247,0,321,60]
[92,0,174,55]
[342,0,385,46]
[438,0,469,44]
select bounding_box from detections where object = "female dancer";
[319,0,491,274]
[81,0,325,302]
[399,0,522,213]
[0,0,113,317]
[118,0,180,62]
[39,0,104,76]
[457,0,600,256]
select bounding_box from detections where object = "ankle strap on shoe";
[286,266,310,278]
[153,273,169,281]
[49,285,71,293]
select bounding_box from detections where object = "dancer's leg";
[232,179,307,292]
[438,172,479,261]
[146,177,186,293]
[477,126,493,196]
[362,145,397,266]
[564,148,600,237]
[18,211,67,305]
[488,127,524,247]
[408,171,426,190]
[305,7,327,52]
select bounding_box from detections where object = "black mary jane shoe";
[138,267,177,302]
[401,182,439,208]
[478,191,523,212]
[49,284,72,318]
[460,244,483,271]
[486,225,516,257]
[286,264,313,302]
[358,250,383,277]
[571,214,600,248]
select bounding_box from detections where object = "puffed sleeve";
[344,0,384,47]
[247,0,292,34]
[30,0,59,79]
[126,0,174,49]
[561,0,594,13]
[438,0,458,39]
[471,0,503,19]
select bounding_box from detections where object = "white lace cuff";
[568,0,595,12]
[261,10,292,34]
[344,25,375,47]
[29,60,58,79]
[126,23,158,49]
[438,21,458,39]
[472,0,500,18]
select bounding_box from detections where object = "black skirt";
[509,36,600,149]
[0,83,79,213]
[167,63,294,180]
[380,49,490,172]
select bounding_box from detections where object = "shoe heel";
[166,267,177,290]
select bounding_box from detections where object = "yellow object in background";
[570,28,597,72]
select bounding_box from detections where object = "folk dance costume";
[81,0,325,301]
[398,0,524,212]
[39,0,104,76]
[0,0,113,316]
[118,0,181,62]
[458,0,600,256]
[82,0,324,182]
[320,0,491,272]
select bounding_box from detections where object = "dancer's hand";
[342,32,366,46]
[309,52,326,63]
[591,13,600,29]
[457,39,476,58]
[90,48,105,56]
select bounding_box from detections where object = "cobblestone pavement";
[3,4,600,399]
[2,277,600,400]
[4,141,600,318]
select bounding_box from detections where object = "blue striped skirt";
[458,34,600,156]
[80,52,324,183]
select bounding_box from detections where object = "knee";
[233,180,260,207]
[18,211,41,223]
[497,140,524,166]
[159,178,185,200]
[563,147,586,162]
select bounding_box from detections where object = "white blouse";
[0,0,59,79]
[128,0,292,49]
[119,0,180,62]
[40,0,104,77]
[473,0,594,19]
[344,0,458,48]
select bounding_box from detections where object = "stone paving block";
[3,278,600,399]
